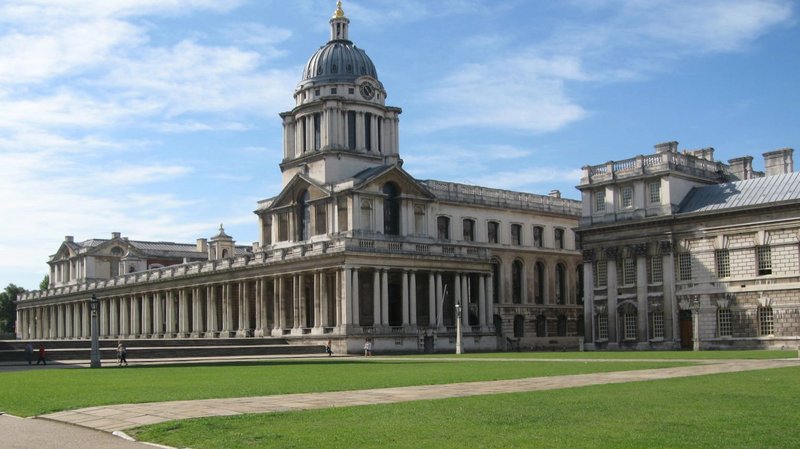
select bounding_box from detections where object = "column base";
[203,331,218,338]
[190,332,203,338]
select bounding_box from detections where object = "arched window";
[360,200,373,231]
[297,190,310,241]
[513,315,525,338]
[383,182,400,235]
[221,249,229,258]
[534,262,545,304]
[462,219,475,241]
[512,260,523,304]
[437,216,450,240]
[555,263,566,305]
[536,314,547,337]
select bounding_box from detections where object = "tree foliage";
[39,275,50,291]
[0,284,26,334]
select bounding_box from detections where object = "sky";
[1,0,798,291]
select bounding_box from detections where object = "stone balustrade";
[421,180,581,216]
[582,151,729,185]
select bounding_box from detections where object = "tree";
[39,275,50,291]
[0,284,26,334]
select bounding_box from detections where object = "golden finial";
[333,0,345,19]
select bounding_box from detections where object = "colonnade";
[17,267,494,340]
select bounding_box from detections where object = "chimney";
[654,141,678,154]
[65,235,74,243]
[728,156,754,181]
[112,232,121,239]
[762,148,794,177]
[197,238,208,253]
[686,147,715,161]
[548,189,561,199]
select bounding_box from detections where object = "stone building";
[576,142,800,350]
[15,2,582,353]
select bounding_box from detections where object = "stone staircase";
[0,338,325,364]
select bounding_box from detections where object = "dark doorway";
[679,310,693,349]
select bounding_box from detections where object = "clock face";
[359,82,375,100]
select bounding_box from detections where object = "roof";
[679,172,800,214]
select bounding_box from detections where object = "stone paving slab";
[38,358,799,433]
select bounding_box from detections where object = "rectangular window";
[313,113,321,151]
[278,213,289,241]
[347,111,357,150]
[594,260,607,288]
[533,226,543,248]
[621,186,633,208]
[511,224,522,246]
[756,245,772,275]
[622,258,636,285]
[337,198,349,232]
[624,313,637,340]
[330,87,337,95]
[758,307,774,335]
[718,308,732,337]
[678,253,692,281]
[487,221,498,244]
[414,206,426,235]
[649,181,661,204]
[715,249,730,278]
[315,203,327,235]
[595,190,605,212]
[554,228,564,249]
[597,314,608,340]
[364,112,372,152]
[651,311,664,339]
[647,256,663,284]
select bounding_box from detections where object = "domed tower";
[279,1,402,186]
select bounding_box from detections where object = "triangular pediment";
[265,174,332,211]
[88,238,140,258]
[351,165,435,199]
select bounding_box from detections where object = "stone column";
[320,272,329,328]
[486,272,494,327]
[409,271,417,326]
[582,253,595,346]
[130,295,141,338]
[479,275,487,330]
[142,294,152,337]
[110,298,119,338]
[179,289,190,337]
[636,247,649,346]
[381,269,389,326]
[313,271,322,330]
[428,272,436,327]
[165,291,176,337]
[293,275,301,330]
[454,273,462,326]
[373,270,381,327]
[100,300,109,337]
[153,293,164,338]
[401,271,409,326]
[273,277,283,335]
[81,301,92,338]
[56,305,64,339]
[606,250,619,347]
[661,243,678,346]
[206,285,217,337]
[461,275,470,326]
[436,272,444,330]
[258,278,268,336]
[352,268,360,327]
[222,283,233,337]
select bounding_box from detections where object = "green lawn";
[406,349,798,360]
[131,366,800,449]
[0,359,691,416]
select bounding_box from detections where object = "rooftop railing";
[582,152,728,184]
[421,180,581,216]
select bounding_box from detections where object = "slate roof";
[75,239,250,258]
[679,172,800,214]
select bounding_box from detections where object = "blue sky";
[1,0,798,291]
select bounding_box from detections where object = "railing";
[583,151,729,185]
[19,235,489,302]
[420,180,581,216]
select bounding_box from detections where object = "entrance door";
[679,310,693,349]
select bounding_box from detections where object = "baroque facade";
[15,3,583,354]
[576,142,800,350]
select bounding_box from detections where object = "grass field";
[130,365,800,449]
[0,358,693,417]
[408,349,798,360]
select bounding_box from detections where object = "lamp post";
[455,302,463,354]
[90,293,101,368]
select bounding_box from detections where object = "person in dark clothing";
[117,342,128,366]
[36,344,46,365]
[24,343,33,365]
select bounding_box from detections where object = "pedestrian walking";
[36,343,46,365]
[117,341,128,366]
[363,338,373,356]
[325,339,333,356]
[24,342,33,365]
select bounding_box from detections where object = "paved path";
[0,414,159,449]
[38,358,798,434]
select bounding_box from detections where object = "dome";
[301,40,378,85]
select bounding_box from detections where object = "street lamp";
[454,302,463,354]
[90,293,101,368]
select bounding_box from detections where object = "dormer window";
[111,247,123,256]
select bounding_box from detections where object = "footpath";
[32,357,798,436]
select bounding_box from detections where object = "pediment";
[352,165,434,199]
[88,239,140,258]
[266,174,332,210]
